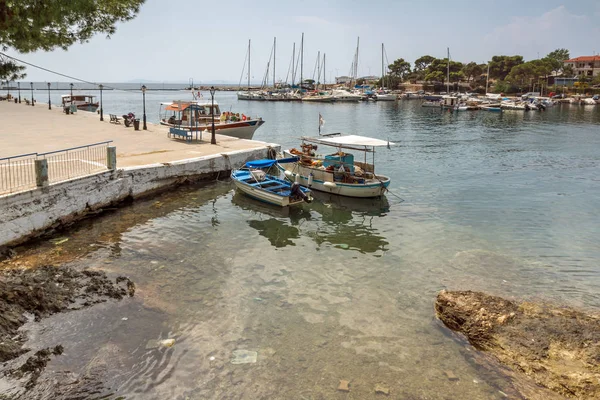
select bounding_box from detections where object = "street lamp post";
[17,82,21,103]
[30,82,34,106]
[47,82,51,109]
[141,85,147,130]
[99,84,104,121]
[210,86,216,144]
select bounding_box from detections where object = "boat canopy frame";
[299,134,393,175]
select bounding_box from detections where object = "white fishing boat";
[159,101,264,140]
[277,134,392,198]
[61,95,99,112]
[302,91,336,103]
[402,91,424,99]
[231,159,312,207]
[373,92,396,101]
[421,100,441,108]
[331,89,362,102]
[501,101,527,110]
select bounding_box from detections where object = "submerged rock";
[435,290,600,399]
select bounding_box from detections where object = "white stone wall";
[0,146,279,248]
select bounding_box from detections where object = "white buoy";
[284,170,293,178]
[308,173,314,187]
[323,181,337,188]
[294,173,300,184]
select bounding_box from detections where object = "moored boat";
[159,101,264,140]
[277,134,392,198]
[232,159,312,207]
[61,95,99,112]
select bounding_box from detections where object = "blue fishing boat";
[231,159,312,207]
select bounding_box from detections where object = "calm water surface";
[5,91,600,399]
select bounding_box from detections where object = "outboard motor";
[291,183,311,203]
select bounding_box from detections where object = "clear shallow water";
[4,94,600,399]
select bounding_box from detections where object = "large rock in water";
[435,290,600,399]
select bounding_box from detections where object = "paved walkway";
[0,101,271,167]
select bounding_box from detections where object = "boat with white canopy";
[276,134,392,198]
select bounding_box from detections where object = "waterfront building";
[563,56,600,78]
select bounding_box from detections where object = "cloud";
[484,6,600,59]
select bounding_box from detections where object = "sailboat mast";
[323,53,326,87]
[381,43,384,89]
[300,32,304,94]
[248,39,251,90]
[317,50,321,90]
[273,37,276,89]
[292,42,296,87]
[485,62,490,94]
[355,37,360,85]
[446,47,450,94]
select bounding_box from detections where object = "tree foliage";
[414,55,435,71]
[0,0,145,81]
[505,59,553,90]
[462,62,484,82]
[387,58,411,81]
[0,54,25,82]
[0,0,146,52]
[488,55,524,81]
[424,58,464,84]
[562,64,575,77]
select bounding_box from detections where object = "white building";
[563,56,600,78]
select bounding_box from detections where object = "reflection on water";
[247,219,300,248]
[1,98,599,399]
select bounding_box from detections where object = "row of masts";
[238,36,390,90]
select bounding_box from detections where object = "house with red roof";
[564,56,600,78]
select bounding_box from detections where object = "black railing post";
[210,86,216,144]
[47,82,51,109]
[99,84,104,121]
[141,85,147,130]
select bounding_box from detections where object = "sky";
[6,0,600,84]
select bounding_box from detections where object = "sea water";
[4,91,600,399]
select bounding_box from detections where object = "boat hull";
[276,162,390,198]
[231,170,311,207]
[160,119,264,140]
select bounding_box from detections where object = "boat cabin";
[159,101,221,127]
[441,96,459,107]
[61,95,96,106]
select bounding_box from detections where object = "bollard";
[106,146,117,170]
[35,159,49,187]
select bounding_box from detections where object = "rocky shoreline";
[435,290,600,399]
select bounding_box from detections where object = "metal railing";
[39,141,111,184]
[0,153,38,195]
[0,141,113,196]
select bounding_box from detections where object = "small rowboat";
[231,159,312,207]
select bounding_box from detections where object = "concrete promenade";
[0,101,269,166]
[0,100,278,249]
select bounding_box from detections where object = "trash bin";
[70,104,77,113]
[133,119,140,130]
[14,98,18,103]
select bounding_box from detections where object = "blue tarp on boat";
[246,159,277,168]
